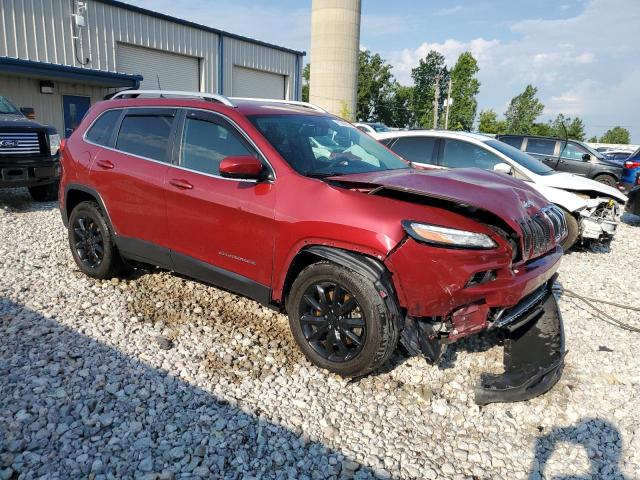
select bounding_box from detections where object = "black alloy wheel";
[72,215,105,269]
[299,281,367,362]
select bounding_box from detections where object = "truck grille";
[519,205,567,260]
[0,132,41,155]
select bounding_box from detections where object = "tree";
[411,51,449,128]
[505,84,544,134]
[588,136,598,142]
[301,64,310,102]
[478,109,506,135]
[357,50,395,123]
[387,84,415,128]
[448,52,480,131]
[548,114,586,141]
[599,126,630,144]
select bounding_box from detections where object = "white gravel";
[1,187,639,480]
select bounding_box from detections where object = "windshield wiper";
[305,171,344,179]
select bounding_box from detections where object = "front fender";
[526,182,588,212]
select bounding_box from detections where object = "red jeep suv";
[60,91,567,405]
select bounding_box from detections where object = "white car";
[373,130,628,249]
[354,122,392,135]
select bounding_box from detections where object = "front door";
[557,142,593,176]
[62,95,91,138]
[165,109,276,301]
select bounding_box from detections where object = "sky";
[126,0,640,142]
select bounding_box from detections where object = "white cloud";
[435,5,463,16]
[385,0,640,139]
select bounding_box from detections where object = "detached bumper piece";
[475,280,565,406]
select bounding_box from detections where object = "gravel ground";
[1,187,639,480]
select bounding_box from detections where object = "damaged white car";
[373,130,628,249]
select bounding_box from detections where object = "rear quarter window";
[499,136,523,149]
[85,109,122,146]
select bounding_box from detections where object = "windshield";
[487,139,554,175]
[249,114,409,177]
[371,123,391,132]
[0,96,20,115]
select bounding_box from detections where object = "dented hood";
[328,168,551,231]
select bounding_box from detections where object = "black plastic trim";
[62,184,114,229]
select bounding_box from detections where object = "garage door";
[116,43,200,91]
[232,66,285,99]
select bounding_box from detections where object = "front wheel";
[593,174,617,187]
[560,208,580,251]
[28,181,59,202]
[286,261,398,377]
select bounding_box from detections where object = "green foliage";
[599,126,630,144]
[505,85,544,134]
[588,136,598,142]
[301,64,310,102]
[448,52,480,131]
[339,100,354,122]
[411,51,449,128]
[478,109,506,135]
[387,84,415,128]
[357,50,396,123]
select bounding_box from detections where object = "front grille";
[519,205,567,260]
[0,132,41,155]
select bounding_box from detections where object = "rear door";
[523,137,559,169]
[89,108,177,267]
[438,138,504,170]
[164,109,276,301]
[387,136,439,167]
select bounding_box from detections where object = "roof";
[374,129,493,142]
[99,0,306,57]
[0,57,142,88]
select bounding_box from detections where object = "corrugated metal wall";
[1,0,219,91]
[0,0,301,97]
[0,74,112,134]
[222,37,297,98]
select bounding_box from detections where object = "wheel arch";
[63,184,114,232]
[278,245,402,318]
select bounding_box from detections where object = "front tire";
[28,181,59,202]
[593,174,617,187]
[68,201,123,279]
[286,261,398,377]
[560,208,580,251]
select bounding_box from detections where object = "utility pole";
[444,76,452,130]
[433,74,440,129]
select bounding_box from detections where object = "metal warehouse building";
[0,0,304,136]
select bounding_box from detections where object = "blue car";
[622,148,640,190]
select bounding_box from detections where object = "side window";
[500,136,523,149]
[560,142,587,160]
[180,117,255,176]
[390,137,437,164]
[85,110,121,146]
[115,114,174,162]
[441,139,503,169]
[525,138,556,156]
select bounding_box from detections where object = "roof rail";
[229,97,327,113]
[110,90,235,107]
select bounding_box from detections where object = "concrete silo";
[309,0,361,119]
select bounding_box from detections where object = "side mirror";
[582,153,591,161]
[219,155,266,180]
[20,107,36,119]
[493,162,514,176]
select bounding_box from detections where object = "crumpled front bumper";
[475,279,565,405]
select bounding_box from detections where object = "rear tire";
[560,209,580,251]
[286,261,398,377]
[68,201,123,279]
[593,174,617,187]
[28,181,59,202]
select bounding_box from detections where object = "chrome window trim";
[82,106,276,183]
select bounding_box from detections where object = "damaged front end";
[579,197,620,243]
[400,276,565,406]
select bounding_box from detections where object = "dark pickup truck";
[0,95,61,201]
